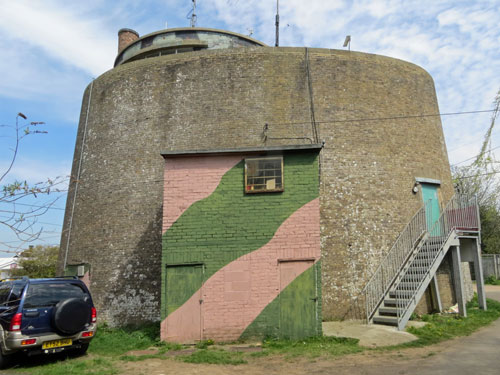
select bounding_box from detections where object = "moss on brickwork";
[240,261,322,340]
[161,152,319,319]
[61,46,455,325]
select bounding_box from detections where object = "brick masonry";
[118,29,139,54]
[161,153,321,342]
[59,45,455,325]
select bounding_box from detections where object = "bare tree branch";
[0,114,65,250]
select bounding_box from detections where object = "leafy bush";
[484,275,500,285]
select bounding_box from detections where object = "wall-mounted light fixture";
[412,182,420,194]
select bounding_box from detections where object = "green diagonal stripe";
[161,152,319,319]
[240,261,322,340]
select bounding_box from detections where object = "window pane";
[245,156,283,193]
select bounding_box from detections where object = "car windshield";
[24,283,87,308]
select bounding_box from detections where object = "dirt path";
[119,342,449,375]
[120,285,500,375]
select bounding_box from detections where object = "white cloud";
[0,0,116,76]
[0,0,498,166]
[0,156,71,186]
[202,0,499,165]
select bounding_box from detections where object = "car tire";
[0,350,13,369]
[52,298,91,335]
[69,342,89,357]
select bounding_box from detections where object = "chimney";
[118,28,139,54]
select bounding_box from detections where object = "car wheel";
[69,343,89,357]
[0,350,13,369]
[52,298,91,335]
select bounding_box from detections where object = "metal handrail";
[394,194,479,323]
[363,201,429,321]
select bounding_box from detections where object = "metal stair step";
[389,290,414,298]
[411,259,432,266]
[404,266,428,273]
[383,297,409,306]
[425,241,444,248]
[372,315,398,326]
[415,252,435,260]
[401,274,424,281]
[378,306,403,316]
[396,282,419,290]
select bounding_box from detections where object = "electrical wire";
[454,171,500,179]
[90,108,497,131]
[448,128,500,153]
[265,109,497,126]
[451,145,500,166]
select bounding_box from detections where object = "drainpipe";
[63,80,94,270]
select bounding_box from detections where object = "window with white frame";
[245,156,283,193]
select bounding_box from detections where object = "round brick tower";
[59,27,453,325]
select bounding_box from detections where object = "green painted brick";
[161,152,319,320]
[240,261,322,340]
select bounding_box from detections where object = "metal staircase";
[363,194,480,330]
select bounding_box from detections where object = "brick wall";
[118,29,139,54]
[60,46,454,325]
[160,152,321,342]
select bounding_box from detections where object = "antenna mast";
[190,0,197,27]
[275,0,279,46]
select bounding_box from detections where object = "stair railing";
[395,194,480,324]
[363,202,429,322]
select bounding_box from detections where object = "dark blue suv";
[0,277,97,368]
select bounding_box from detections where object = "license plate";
[42,339,72,349]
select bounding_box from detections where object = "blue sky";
[0,0,499,256]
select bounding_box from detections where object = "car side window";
[7,283,25,306]
[0,283,12,305]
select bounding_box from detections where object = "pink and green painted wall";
[161,150,321,343]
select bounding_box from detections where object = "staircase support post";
[430,276,442,312]
[451,246,467,317]
[473,238,487,311]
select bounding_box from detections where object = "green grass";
[179,349,247,365]
[11,323,172,375]
[9,299,500,373]
[403,297,500,347]
[119,354,166,362]
[88,323,161,356]
[259,336,363,358]
[12,357,117,375]
[195,339,215,349]
[484,275,500,285]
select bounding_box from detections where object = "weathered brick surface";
[161,192,321,342]
[118,29,139,54]
[414,254,474,315]
[59,46,454,325]
[162,156,242,233]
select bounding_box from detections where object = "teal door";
[421,183,441,236]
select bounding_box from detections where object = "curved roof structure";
[115,27,266,66]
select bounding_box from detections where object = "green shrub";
[89,323,161,356]
[484,275,500,285]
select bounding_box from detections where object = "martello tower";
[59,26,455,327]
